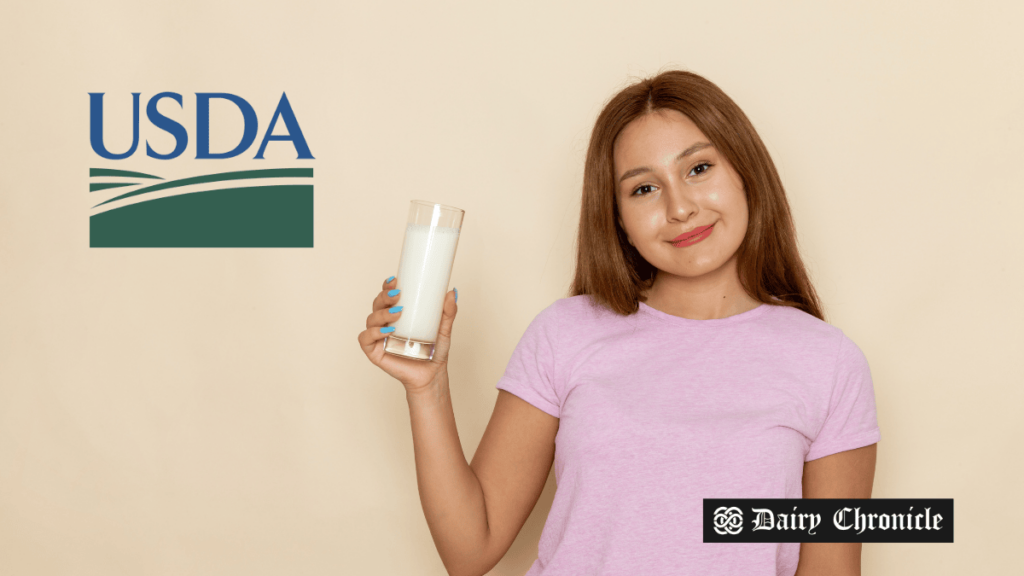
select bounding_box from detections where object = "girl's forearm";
[406,373,491,576]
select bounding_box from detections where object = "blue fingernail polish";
[389,305,403,313]
[380,326,395,334]
[454,287,458,302]
[386,275,395,283]
[388,289,400,297]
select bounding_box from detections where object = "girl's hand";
[357,276,458,395]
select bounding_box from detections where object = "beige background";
[1,1,1020,574]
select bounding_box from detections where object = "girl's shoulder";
[554,293,635,322]
[521,295,630,339]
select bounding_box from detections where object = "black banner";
[703,499,953,543]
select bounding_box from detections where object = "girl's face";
[614,108,749,286]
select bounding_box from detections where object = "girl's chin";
[652,261,729,280]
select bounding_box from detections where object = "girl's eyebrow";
[617,142,714,183]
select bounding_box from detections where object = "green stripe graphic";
[90,182,138,192]
[92,168,313,208]
[89,185,313,247]
[90,168,163,179]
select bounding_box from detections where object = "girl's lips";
[671,224,714,246]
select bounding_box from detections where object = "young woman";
[358,69,880,576]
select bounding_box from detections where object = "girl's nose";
[663,183,699,222]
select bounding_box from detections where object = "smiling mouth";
[669,224,715,247]
[671,223,715,243]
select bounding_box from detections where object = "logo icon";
[88,92,315,248]
[713,506,744,535]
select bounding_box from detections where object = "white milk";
[390,223,461,344]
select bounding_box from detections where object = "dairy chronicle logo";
[713,506,744,535]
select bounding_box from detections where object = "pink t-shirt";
[495,295,881,576]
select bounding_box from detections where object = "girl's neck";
[641,278,762,321]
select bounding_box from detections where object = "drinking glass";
[383,200,465,361]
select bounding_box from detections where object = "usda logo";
[88,92,314,248]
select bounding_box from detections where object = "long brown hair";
[568,69,827,322]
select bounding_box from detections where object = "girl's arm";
[407,382,558,576]
[794,443,878,576]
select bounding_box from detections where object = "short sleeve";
[495,301,562,418]
[805,332,882,462]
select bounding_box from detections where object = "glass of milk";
[383,200,465,361]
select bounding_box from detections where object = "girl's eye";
[631,184,656,197]
[689,161,712,177]
[629,162,713,196]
